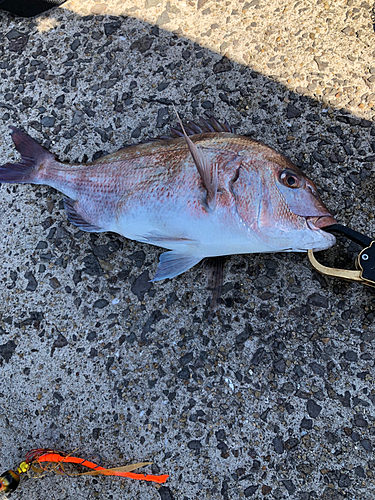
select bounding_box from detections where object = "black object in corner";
[0,0,66,17]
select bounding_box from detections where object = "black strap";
[0,0,66,17]
[323,223,373,247]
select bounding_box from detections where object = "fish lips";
[306,214,337,230]
[304,215,337,251]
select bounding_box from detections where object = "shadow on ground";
[0,4,374,500]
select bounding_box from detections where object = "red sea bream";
[0,118,336,281]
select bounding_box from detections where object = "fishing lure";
[0,448,168,493]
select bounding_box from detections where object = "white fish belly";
[114,205,285,258]
[114,202,336,257]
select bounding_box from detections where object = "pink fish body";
[0,119,336,280]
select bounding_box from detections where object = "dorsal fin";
[168,115,234,138]
[119,116,235,149]
[173,107,218,212]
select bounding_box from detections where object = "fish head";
[265,157,336,251]
[276,163,335,221]
[237,149,336,252]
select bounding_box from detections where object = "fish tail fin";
[0,127,54,184]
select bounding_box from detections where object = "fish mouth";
[306,215,337,230]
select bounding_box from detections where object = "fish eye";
[279,171,301,189]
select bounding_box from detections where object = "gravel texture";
[0,1,374,499]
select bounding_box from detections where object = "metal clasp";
[307,224,375,288]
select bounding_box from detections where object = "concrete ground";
[0,0,374,499]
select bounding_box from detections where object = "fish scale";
[0,120,336,282]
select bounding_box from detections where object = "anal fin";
[63,197,103,232]
[151,251,202,281]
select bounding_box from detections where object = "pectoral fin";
[151,251,202,281]
[141,231,197,246]
[205,256,225,312]
[173,106,218,211]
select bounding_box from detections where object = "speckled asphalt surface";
[0,1,374,499]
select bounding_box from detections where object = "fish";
[0,116,336,285]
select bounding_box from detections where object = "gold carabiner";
[307,249,363,283]
[308,241,375,288]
